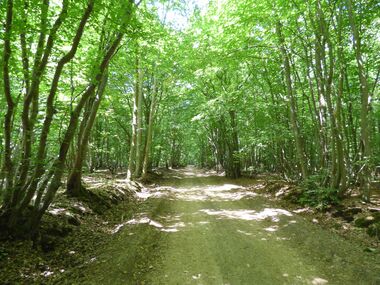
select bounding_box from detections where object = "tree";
[0,0,138,236]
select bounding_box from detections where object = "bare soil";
[1,168,379,284]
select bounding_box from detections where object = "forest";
[0,0,380,284]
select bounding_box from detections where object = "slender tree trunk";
[17,0,95,214]
[142,78,158,179]
[29,33,125,233]
[228,110,241,178]
[67,71,108,196]
[315,0,345,190]
[12,0,69,210]
[134,54,144,178]
[127,54,140,180]
[276,21,308,179]
[20,0,31,95]
[347,0,371,201]
[1,0,15,209]
[335,6,348,194]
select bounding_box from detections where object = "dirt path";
[74,167,380,285]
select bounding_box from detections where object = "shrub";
[299,187,340,209]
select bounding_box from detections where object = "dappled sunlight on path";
[78,167,380,285]
[136,167,264,202]
[199,208,293,222]
[136,183,259,202]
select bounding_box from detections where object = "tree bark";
[1,0,15,208]
[227,110,241,178]
[134,53,144,178]
[276,21,308,179]
[347,0,371,201]
[142,77,158,179]
[67,71,108,196]
[127,53,140,180]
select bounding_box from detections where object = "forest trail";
[76,167,380,285]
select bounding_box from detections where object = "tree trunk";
[276,21,308,179]
[67,71,108,196]
[1,0,15,209]
[227,110,241,178]
[16,0,95,213]
[134,54,144,178]
[12,0,69,209]
[142,77,158,179]
[127,53,140,180]
[347,0,371,201]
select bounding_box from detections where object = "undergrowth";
[299,174,341,210]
